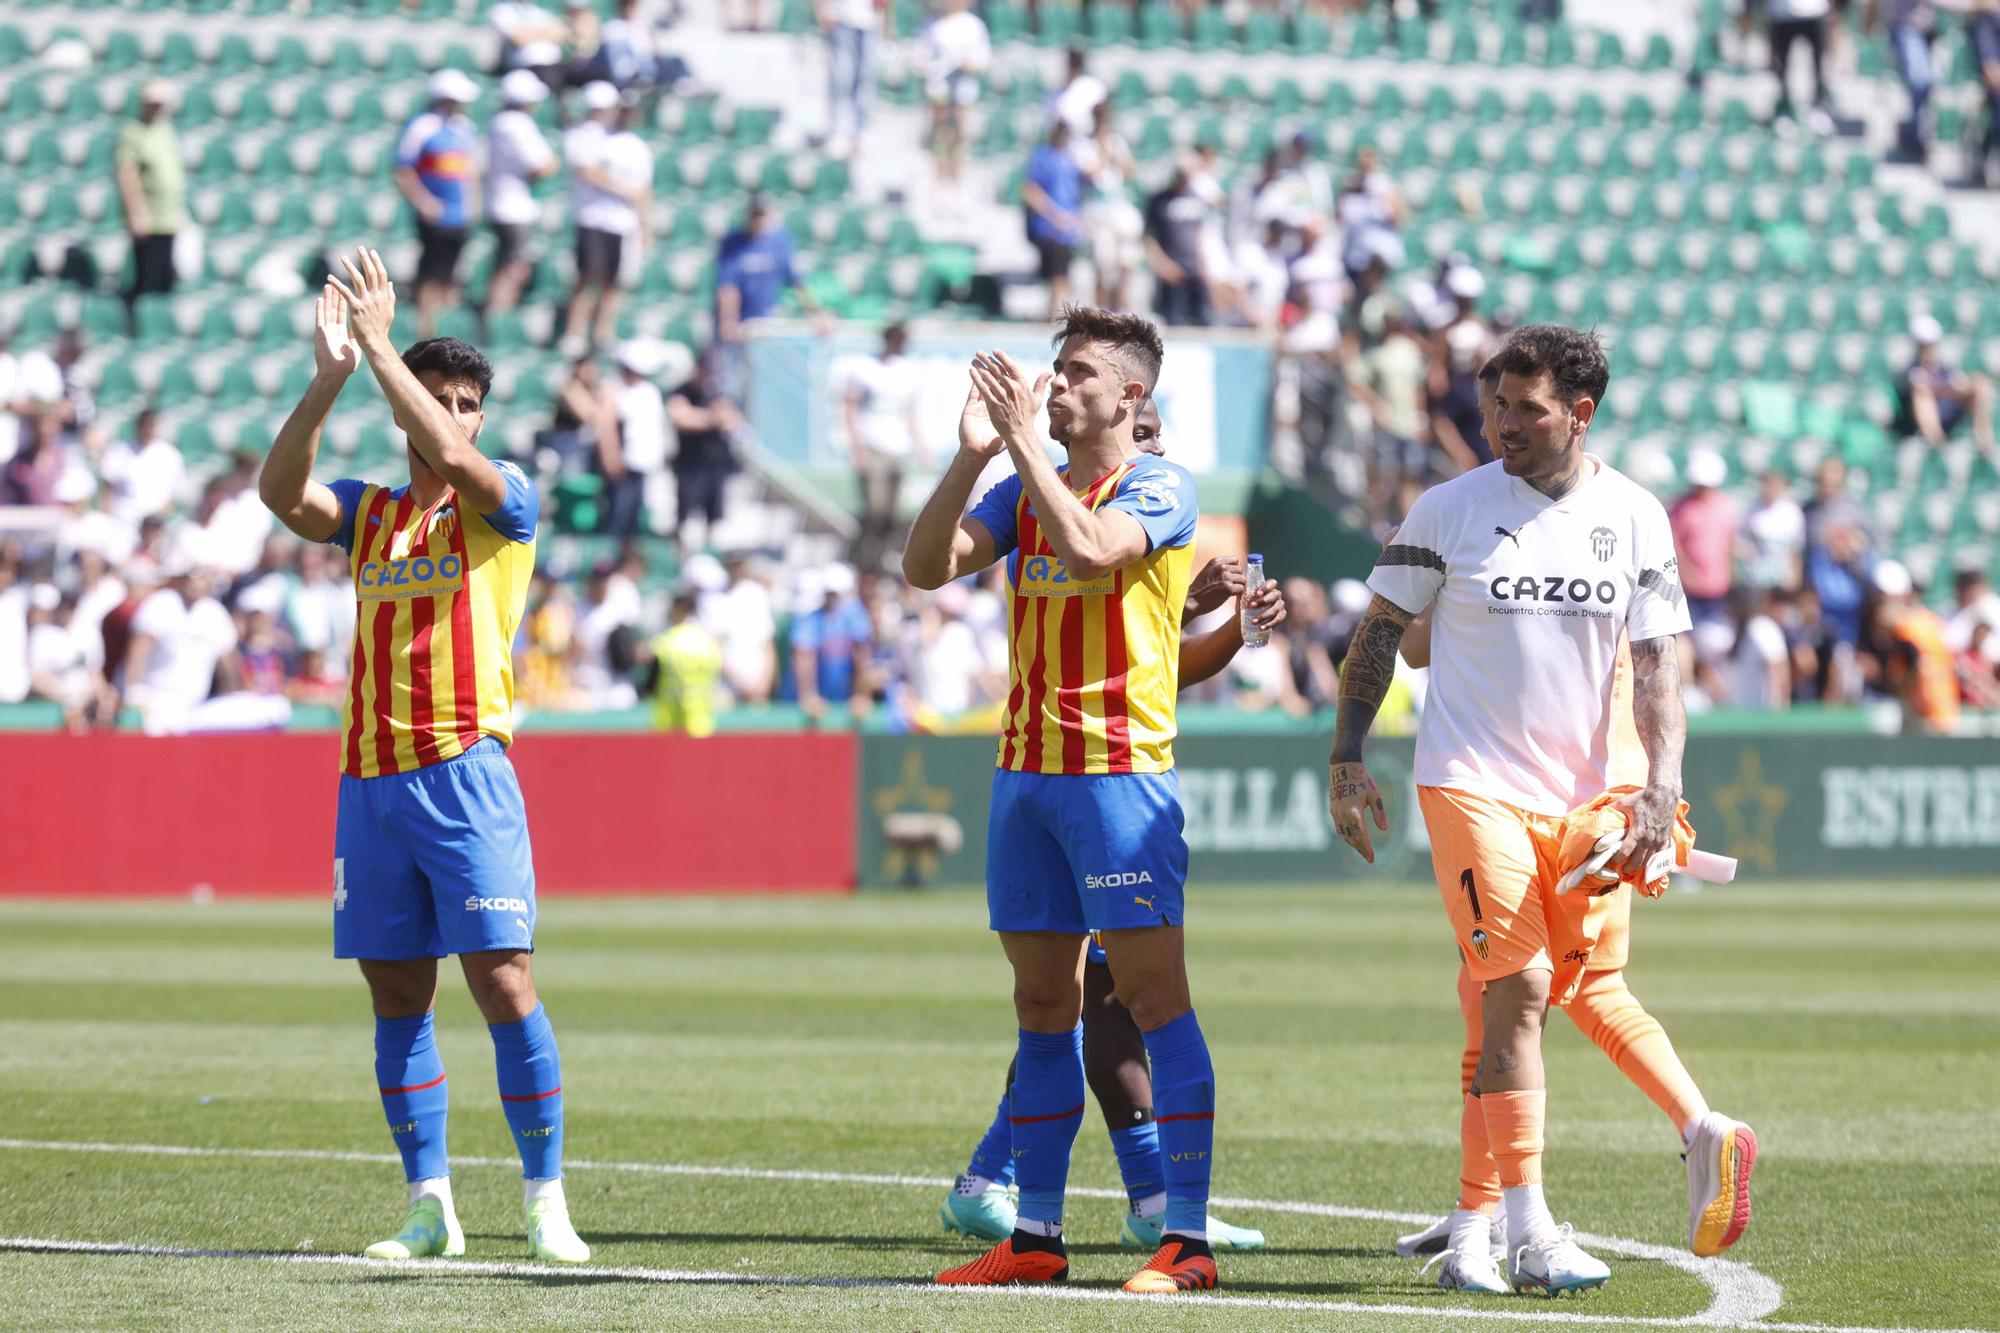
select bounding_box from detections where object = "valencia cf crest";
[1590,527,1616,562]
[1470,928,1490,961]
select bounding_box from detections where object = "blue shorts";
[986,768,1188,936]
[333,738,537,960]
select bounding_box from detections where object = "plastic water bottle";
[1241,555,1270,648]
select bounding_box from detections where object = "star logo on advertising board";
[873,748,960,884]
[1710,748,1787,873]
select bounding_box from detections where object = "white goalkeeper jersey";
[1367,457,1692,815]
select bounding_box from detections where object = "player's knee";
[1114,976,1191,1033]
[1012,981,1083,1033]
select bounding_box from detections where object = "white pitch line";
[0,1237,1982,1333]
[0,1136,1873,1331]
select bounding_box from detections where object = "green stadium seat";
[1136,3,1181,47]
[132,294,179,348]
[1188,6,1232,51]
[155,362,201,410]
[213,33,255,76]
[1033,2,1081,46]
[157,31,199,73]
[1087,3,1135,45]
[1242,9,1282,54]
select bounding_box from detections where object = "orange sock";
[1566,969,1709,1134]
[1457,1092,1501,1211]
[1455,961,1483,1097]
[1481,1089,1545,1188]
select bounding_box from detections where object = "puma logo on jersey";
[1132,894,1157,911]
[1495,525,1522,547]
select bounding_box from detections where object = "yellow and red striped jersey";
[967,457,1199,775]
[327,464,538,778]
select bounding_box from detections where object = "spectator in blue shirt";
[711,195,821,402]
[789,563,872,722]
[394,69,482,337]
[1022,121,1083,316]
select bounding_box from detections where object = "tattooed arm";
[1610,633,1687,877]
[1327,594,1416,863]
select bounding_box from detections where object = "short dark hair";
[1488,323,1609,407]
[1051,304,1164,392]
[1476,353,1502,387]
[402,337,493,402]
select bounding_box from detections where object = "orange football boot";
[936,1237,1069,1286]
[1121,1237,1219,1293]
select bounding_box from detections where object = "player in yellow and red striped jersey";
[257,248,587,1267]
[904,308,1221,1295]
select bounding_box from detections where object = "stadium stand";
[2,0,1998,734]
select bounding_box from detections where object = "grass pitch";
[0,883,1995,1332]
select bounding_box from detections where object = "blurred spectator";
[0,324,31,466]
[1074,101,1142,311]
[1886,0,1946,162]
[22,328,94,432]
[723,0,772,32]
[712,197,815,401]
[1428,266,1493,468]
[1767,0,1834,132]
[227,534,297,620]
[575,562,641,707]
[1806,520,1871,698]
[702,553,779,703]
[563,88,653,354]
[667,354,744,553]
[540,356,614,476]
[0,553,26,704]
[492,2,572,81]
[1670,448,1737,629]
[563,0,604,82]
[1718,586,1792,709]
[1973,0,2000,187]
[819,0,884,160]
[601,341,671,538]
[1896,315,1996,454]
[484,71,559,325]
[1870,560,1960,732]
[26,583,100,729]
[591,0,666,92]
[1145,164,1211,327]
[645,589,724,734]
[1803,455,1874,551]
[1023,122,1085,315]
[233,609,292,698]
[1286,214,1344,330]
[1740,469,1807,588]
[71,548,127,681]
[115,80,187,332]
[285,542,354,664]
[920,0,991,198]
[840,323,924,574]
[119,556,239,733]
[790,564,871,723]
[395,69,482,338]
[1335,146,1406,290]
[54,471,137,569]
[1049,47,1106,138]
[907,580,1002,724]
[1274,577,1340,714]
[1217,217,1289,332]
[1780,585,1838,702]
[1946,567,2000,653]
[1348,304,1431,526]
[97,406,184,528]
[520,572,580,706]
[4,415,65,506]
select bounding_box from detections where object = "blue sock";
[375,1013,449,1183]
[489,1003,564,1181]
[1010,1025,1085,1227]
[1108,1117,1164,1204]
[967,1085,1016,1186]
[1141,1011,1215,1238]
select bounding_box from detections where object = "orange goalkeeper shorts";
[1419,786,1619,1004]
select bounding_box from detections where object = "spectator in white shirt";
[573,561,641,707]
[0,553,26,705]
[119,555,240,733]
[562,86,653,354]
[703,553,778,703]
[1740,470,1807,589]
[285,540,356,662]
[1721,587,1793,710]
[601,340,672,537]
[1048,46,1106,138]
[485,71,559,323]
[27,583,99,728]
[921,0,990,193]
[98,405,185,526]
[840,323,926,574]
